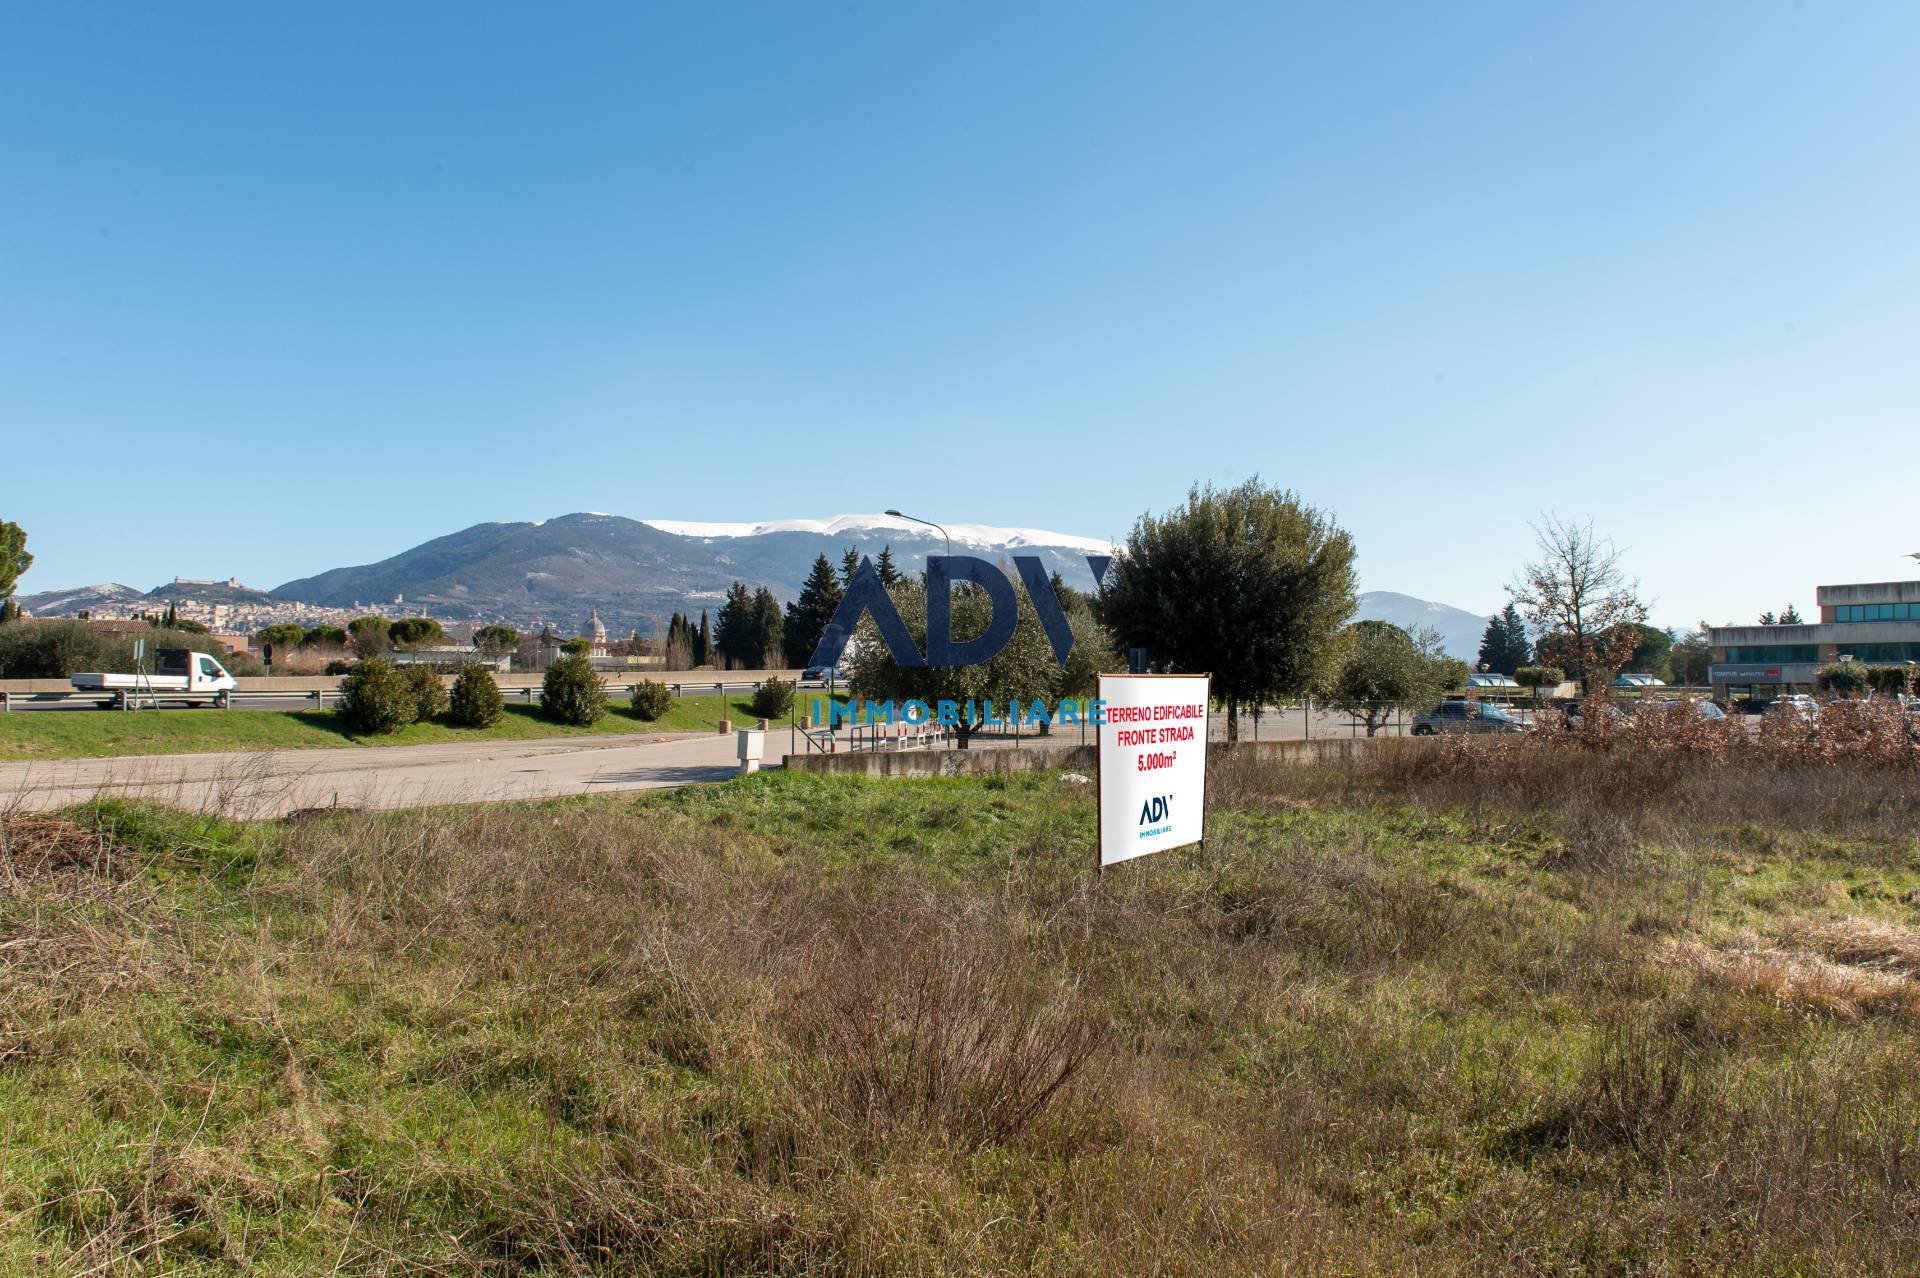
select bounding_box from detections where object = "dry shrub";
[1707,1062,1920,1265]
[778,907,1106,1150]
[1508,1020,1703,1157]
[39,1142,280,1273]
[405,1155,820,1276]
[280,804,1108,1158]
[1318,713,1920,845]
[1,811,179,1016]
[279,804,671,959]
[1203,828,1467,968]
[0,812,125,882]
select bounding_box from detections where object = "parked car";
[1611,673,1667,690]
[1412,701,1525,735]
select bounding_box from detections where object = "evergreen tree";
[1474,603,1532,675]
[840,547,861,588]
[1475,615,1504,674]
[1781,603,1804,624]
[751,586,784,668]
[1502,602,1533,669]
[663,612,694,670]
[783,554,845,667]
[697,610,711,666]
[875,545,901,587]
[1758,610,1777,626]
[713,583,754,668]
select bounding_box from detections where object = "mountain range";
[18,512,1495,655]
[268,513,1113,633]
[1350,591,1494,663]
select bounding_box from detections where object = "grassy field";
[5,747,1920,1273]
[0,692,835,761]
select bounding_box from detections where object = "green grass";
[6,762,1920,1273]
[0,691,841,761]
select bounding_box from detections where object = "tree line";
[2,499,1710,723]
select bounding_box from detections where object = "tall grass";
[6,753,1920,1273]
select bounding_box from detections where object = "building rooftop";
[1816,580,1920,606]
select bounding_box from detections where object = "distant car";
[1411,701,1525,735]
[1765,694,1819,722]
[1649,697,1726,721]
[1559,700,1626,729]
[800,665,846,687]
[1611,673,1667,690]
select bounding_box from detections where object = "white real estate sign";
[1097,672,1210,867]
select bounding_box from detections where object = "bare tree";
[1506,514,1647,694]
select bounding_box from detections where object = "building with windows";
[1709,579,1920,701]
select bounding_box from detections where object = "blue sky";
[4,2,1917,627]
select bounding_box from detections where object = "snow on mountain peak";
[638,513,1115,556]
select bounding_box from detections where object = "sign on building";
[1097,672,1210,868]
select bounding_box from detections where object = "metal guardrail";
[796,719,949,754]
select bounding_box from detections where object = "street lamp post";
[884,509,951,559]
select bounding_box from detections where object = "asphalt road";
[0,731,746,818]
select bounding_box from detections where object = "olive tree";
[1099,480,1357,742]
[1327,621,1453,736]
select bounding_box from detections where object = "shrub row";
[1816,662,1916,697]
[338,658,452,735]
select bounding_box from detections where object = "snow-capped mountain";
[639,514,1115,557]
[14,582,147,617]
[268,512,1115,632]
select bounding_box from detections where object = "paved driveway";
[0,732,747,819]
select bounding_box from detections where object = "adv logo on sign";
[1139,795,1173,835]
[808,553,1111,670]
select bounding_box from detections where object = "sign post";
[1097,672,1210,869]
